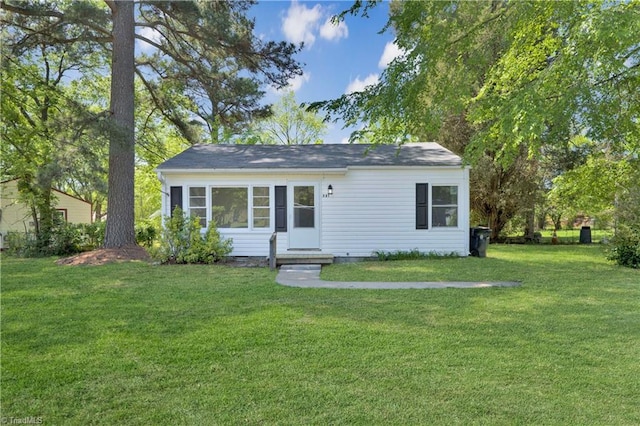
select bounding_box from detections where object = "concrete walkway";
[276,264,521,289]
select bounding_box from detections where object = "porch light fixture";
[328,184,333,196]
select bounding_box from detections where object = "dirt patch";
[56,245,151,266]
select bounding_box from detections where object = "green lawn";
[2,245,639,425]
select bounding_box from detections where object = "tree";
[314,1,639,238]
[2,0,302,248]
[104,0,135,247]
[246,91,327,145]
[548,146,633,229]
[1,31,108,250]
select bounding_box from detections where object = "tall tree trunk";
[488,208,507,241]
[36,180,55,251]
[525,206,535,240]
[104,0,136,248]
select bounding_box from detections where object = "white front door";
[288,183,320,249]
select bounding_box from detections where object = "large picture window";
[432,186,458,227]
[211,187,248,228]
[189,187,207,228]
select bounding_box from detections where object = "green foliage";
[607,164,640,268]
[77,221,106,250]
[607,230,640,269]
[549,148,624,220]
[330,1,639,159]
[374,248,459,261]
[2,0,302,248]
[5,222,84,257]
[150,207,233,264]
[3,232,34,256]
[135,221,158,248]
[245,91,327,145]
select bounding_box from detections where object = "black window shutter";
[275,186,287,232]
[416,183,428,229]
[170,186,183,217]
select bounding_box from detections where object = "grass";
[1,245,639,425]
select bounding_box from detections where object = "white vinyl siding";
[159,166,470,257]
[321,168,469,256]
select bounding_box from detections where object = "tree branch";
[0,1,63,18]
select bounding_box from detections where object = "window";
[189,187,207,228]
[432,186,458,227]
[252,187,270,228]
[55,209,68,222]
[293,185,315,228]
[211,187,248,228]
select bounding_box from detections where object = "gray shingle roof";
[156,143,462,171]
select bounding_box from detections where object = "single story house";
[0,178,93,249]
[156,143,470,261]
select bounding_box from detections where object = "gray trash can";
[579,226,592,244]
[470,227,491,257]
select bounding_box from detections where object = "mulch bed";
[56,245,151,266]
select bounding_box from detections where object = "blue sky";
[250,1,400,144]
[136,1,400,144]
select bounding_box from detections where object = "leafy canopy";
[317,1,640,163]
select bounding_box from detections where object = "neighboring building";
[0,179,93,249]
[156,143,470,260]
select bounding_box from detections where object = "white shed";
[156,143,470,261]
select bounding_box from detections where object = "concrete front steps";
[275,253,334,266]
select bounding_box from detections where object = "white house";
[156,143,470,261]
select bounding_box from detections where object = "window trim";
[205,184,273,231]
[431,184,459,229]
[55,209,68,222]
[251,185,271,230]
[210,186,249,230]
[187,186,208,228]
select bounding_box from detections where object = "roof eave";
[155,167,349,174]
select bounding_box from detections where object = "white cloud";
[345,74,379,94]
[319,17,348,42]
[282,1,323,47]
[378,41,404,69]
[286,72,311,92]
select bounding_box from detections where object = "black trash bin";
[579,226,592,244]
[470,227,491,257]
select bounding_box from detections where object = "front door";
[288,183,320,249]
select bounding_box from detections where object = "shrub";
[135,220,157,248]
[4,231,34,256]
[5,222,83,257]
[78,221,106,250]
[49,222,82,255]
[607,229,640,269]
[374,249,459,261]
[150,207,233,264]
